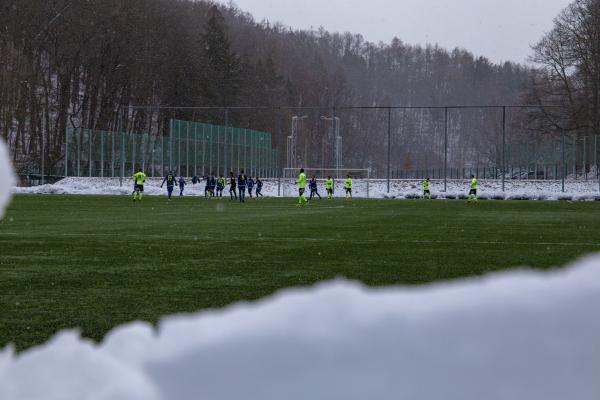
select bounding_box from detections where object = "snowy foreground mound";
[13,176,600,200]
[1,257,600,400]
[0,139,14,216]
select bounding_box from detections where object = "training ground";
[1,194,600,350]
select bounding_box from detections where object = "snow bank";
[2,256,600,400]
[0,139,15,218]
[13,176,600,200]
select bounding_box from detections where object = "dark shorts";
[299,188,305,196]
[135,184,144,192]
[167,186,174,192]
[326,188,333,193]
[345,188,352,193]
[469,189,477,195]
[424,190,430,194]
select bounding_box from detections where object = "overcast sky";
[219,0,573,64]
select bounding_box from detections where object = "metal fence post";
[89,128,93,177]
[502,105,506,191]
[561,130,566,193]
[64,128,69,177]
[225,108,230,173]
[100,131,104,177]
[169,119,173,171]
[119,108,125,187]
[41,123,45,184]
[387,107,391,193]
[186,122,190,177]
[443,107,448,192]
[572,135,577,179]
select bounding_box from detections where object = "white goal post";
[281,167,371,198]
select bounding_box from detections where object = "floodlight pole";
[387,107,391,193]
[502,105,506,192]
[443,107,448,192]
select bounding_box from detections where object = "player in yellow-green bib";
[131,169,146,202]
[325,176,334,199]
[345,175,353,199]
[297,168,309,206]
[467,175,478,204]
[422,177,431,199]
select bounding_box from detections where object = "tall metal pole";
[169,119,173,171]
[443,107,448,192]
[225,108,231,173]
[561,129,566,193]
[119,108,125,187]
[502,106,506,191]
[41,123,45,184]
[387,107,391,193]
[64,128,68,177]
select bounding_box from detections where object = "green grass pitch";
[1,195,600,350]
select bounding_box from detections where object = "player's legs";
[239,187,245,202]
[315,190,321,199]
[298,188,308,205]
[167,186,173,200]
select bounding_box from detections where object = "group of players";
[295,168,353,206]
[422,175,478,203]
[130,167,478,204]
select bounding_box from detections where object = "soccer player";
[309,175,321,200]
[297,168,309,206]
[209,173,216,197]
[247,176,255,198]
[131,168,146,202]
[160,171,177,201]
[216,175,225,197]
[255,177,264,197]
[422,177,431,200]
[178,176,186,196]
[238,170,247,203]
[345,175,353,199]
[325,176,334,199]
[229,171,237,200]
[468,175,478,204]
[204,174,211,198]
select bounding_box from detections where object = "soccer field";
[1,195,600,350]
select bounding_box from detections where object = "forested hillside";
[0,0,533,175]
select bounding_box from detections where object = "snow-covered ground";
[1,255,600,400]
[0,140,14,216]
[12,176,600,200]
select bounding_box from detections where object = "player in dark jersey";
[238,170,247,203]
[255,177,264,197]
[160,171,177,201]
[229,171,237,200]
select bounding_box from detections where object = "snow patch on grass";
[0,139,15,218]
[1,255,600,400]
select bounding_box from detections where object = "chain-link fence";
[63,119,279,179]
[20,105,600,192]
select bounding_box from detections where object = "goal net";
[281,168,371,198]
